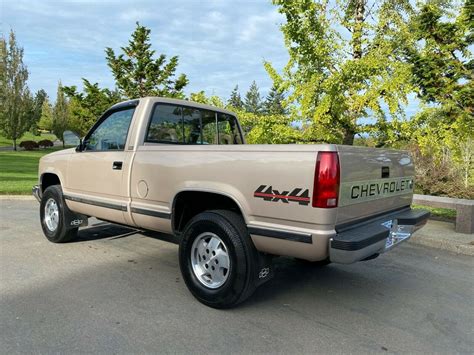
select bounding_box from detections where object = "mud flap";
[64,208,88,229]
[253,252,274,287]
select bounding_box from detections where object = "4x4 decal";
[254,185,310,206]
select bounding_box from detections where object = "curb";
[408,220,474,256]
[409,234,474,256]
[0,195,35,200]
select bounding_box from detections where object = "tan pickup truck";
[33,97,429,308]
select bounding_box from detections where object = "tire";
[40,185,78,243]
[179,210,258,309]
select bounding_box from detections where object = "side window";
[182,107,201,144]
[217,113,243,144]
[201,110,217,144]
[146,105,183,143]
[84,108,135,151]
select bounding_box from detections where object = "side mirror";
[63,130,82,150]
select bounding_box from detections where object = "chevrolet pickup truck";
[33,97,429,308]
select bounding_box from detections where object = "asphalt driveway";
[1,199,473,354]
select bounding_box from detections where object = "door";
[64,105,136,224]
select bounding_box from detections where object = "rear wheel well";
[41,173,60,192]
[173,191,244,233]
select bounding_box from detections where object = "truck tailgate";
[336,145,414,225]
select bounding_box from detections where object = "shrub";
[410,145,474,199]
[19,140,39,151]
[38,139,54,148]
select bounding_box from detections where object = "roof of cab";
[142,96,238,116]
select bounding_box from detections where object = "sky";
[1,0,419,118]
[1,0,288,101]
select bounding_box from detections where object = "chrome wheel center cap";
[44,198,59,232]
[190,232,230,289]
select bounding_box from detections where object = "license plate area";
[381,220,413,251]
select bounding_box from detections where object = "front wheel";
[40,185,78,243]
[179,210,258,308]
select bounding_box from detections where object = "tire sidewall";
[179,212,251,308]
[40,185,68,242]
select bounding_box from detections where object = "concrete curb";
[408,220,474,256]
[0,195,35,200]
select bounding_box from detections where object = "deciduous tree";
[402,0,473,187]
[266,0,414,144]
[0,30,31,150]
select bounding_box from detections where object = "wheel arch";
[40,172,62,193]
[171,190,247,234]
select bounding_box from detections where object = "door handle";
[112,161,123,170]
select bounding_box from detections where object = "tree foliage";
[395,0,473,188]
[63,79,122,136]
[29,89,47,135]
[52,82,70,147]
[189,90,226,108]
[105,22,188,99]
[244,80,263,114]
[0,30,31,150]
[228,85,244,109]
[266,0,414,144]
[38,98,53,132]
[263,83,287,115]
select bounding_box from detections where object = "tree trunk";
[13,138,17,151]
[345,0,365,145]
[352,0,365,60]
[342,131,355,146]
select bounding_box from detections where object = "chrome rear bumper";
[32,185,41,203]
[329,208,430,264]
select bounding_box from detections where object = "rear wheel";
[40,185,78,243]
[179,210,257,308]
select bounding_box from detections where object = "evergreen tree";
[29,89,47,135]
[52,82,70,147]
[38,98,53,132]
[263,84,287,115]
[244,81,262,114]
[105,22,188,98]
[0,30,30,150]
[227,85,243,109]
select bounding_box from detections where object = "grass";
[0,148,63,195]
[412,204,456,221]
[0,132,57,147]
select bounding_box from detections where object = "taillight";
[312,152,340,208]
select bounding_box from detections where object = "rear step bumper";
[329,208,430,264]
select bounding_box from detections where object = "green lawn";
[0,132,57,147]
[0,148,63,195]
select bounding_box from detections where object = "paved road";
[1,200,473,354]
